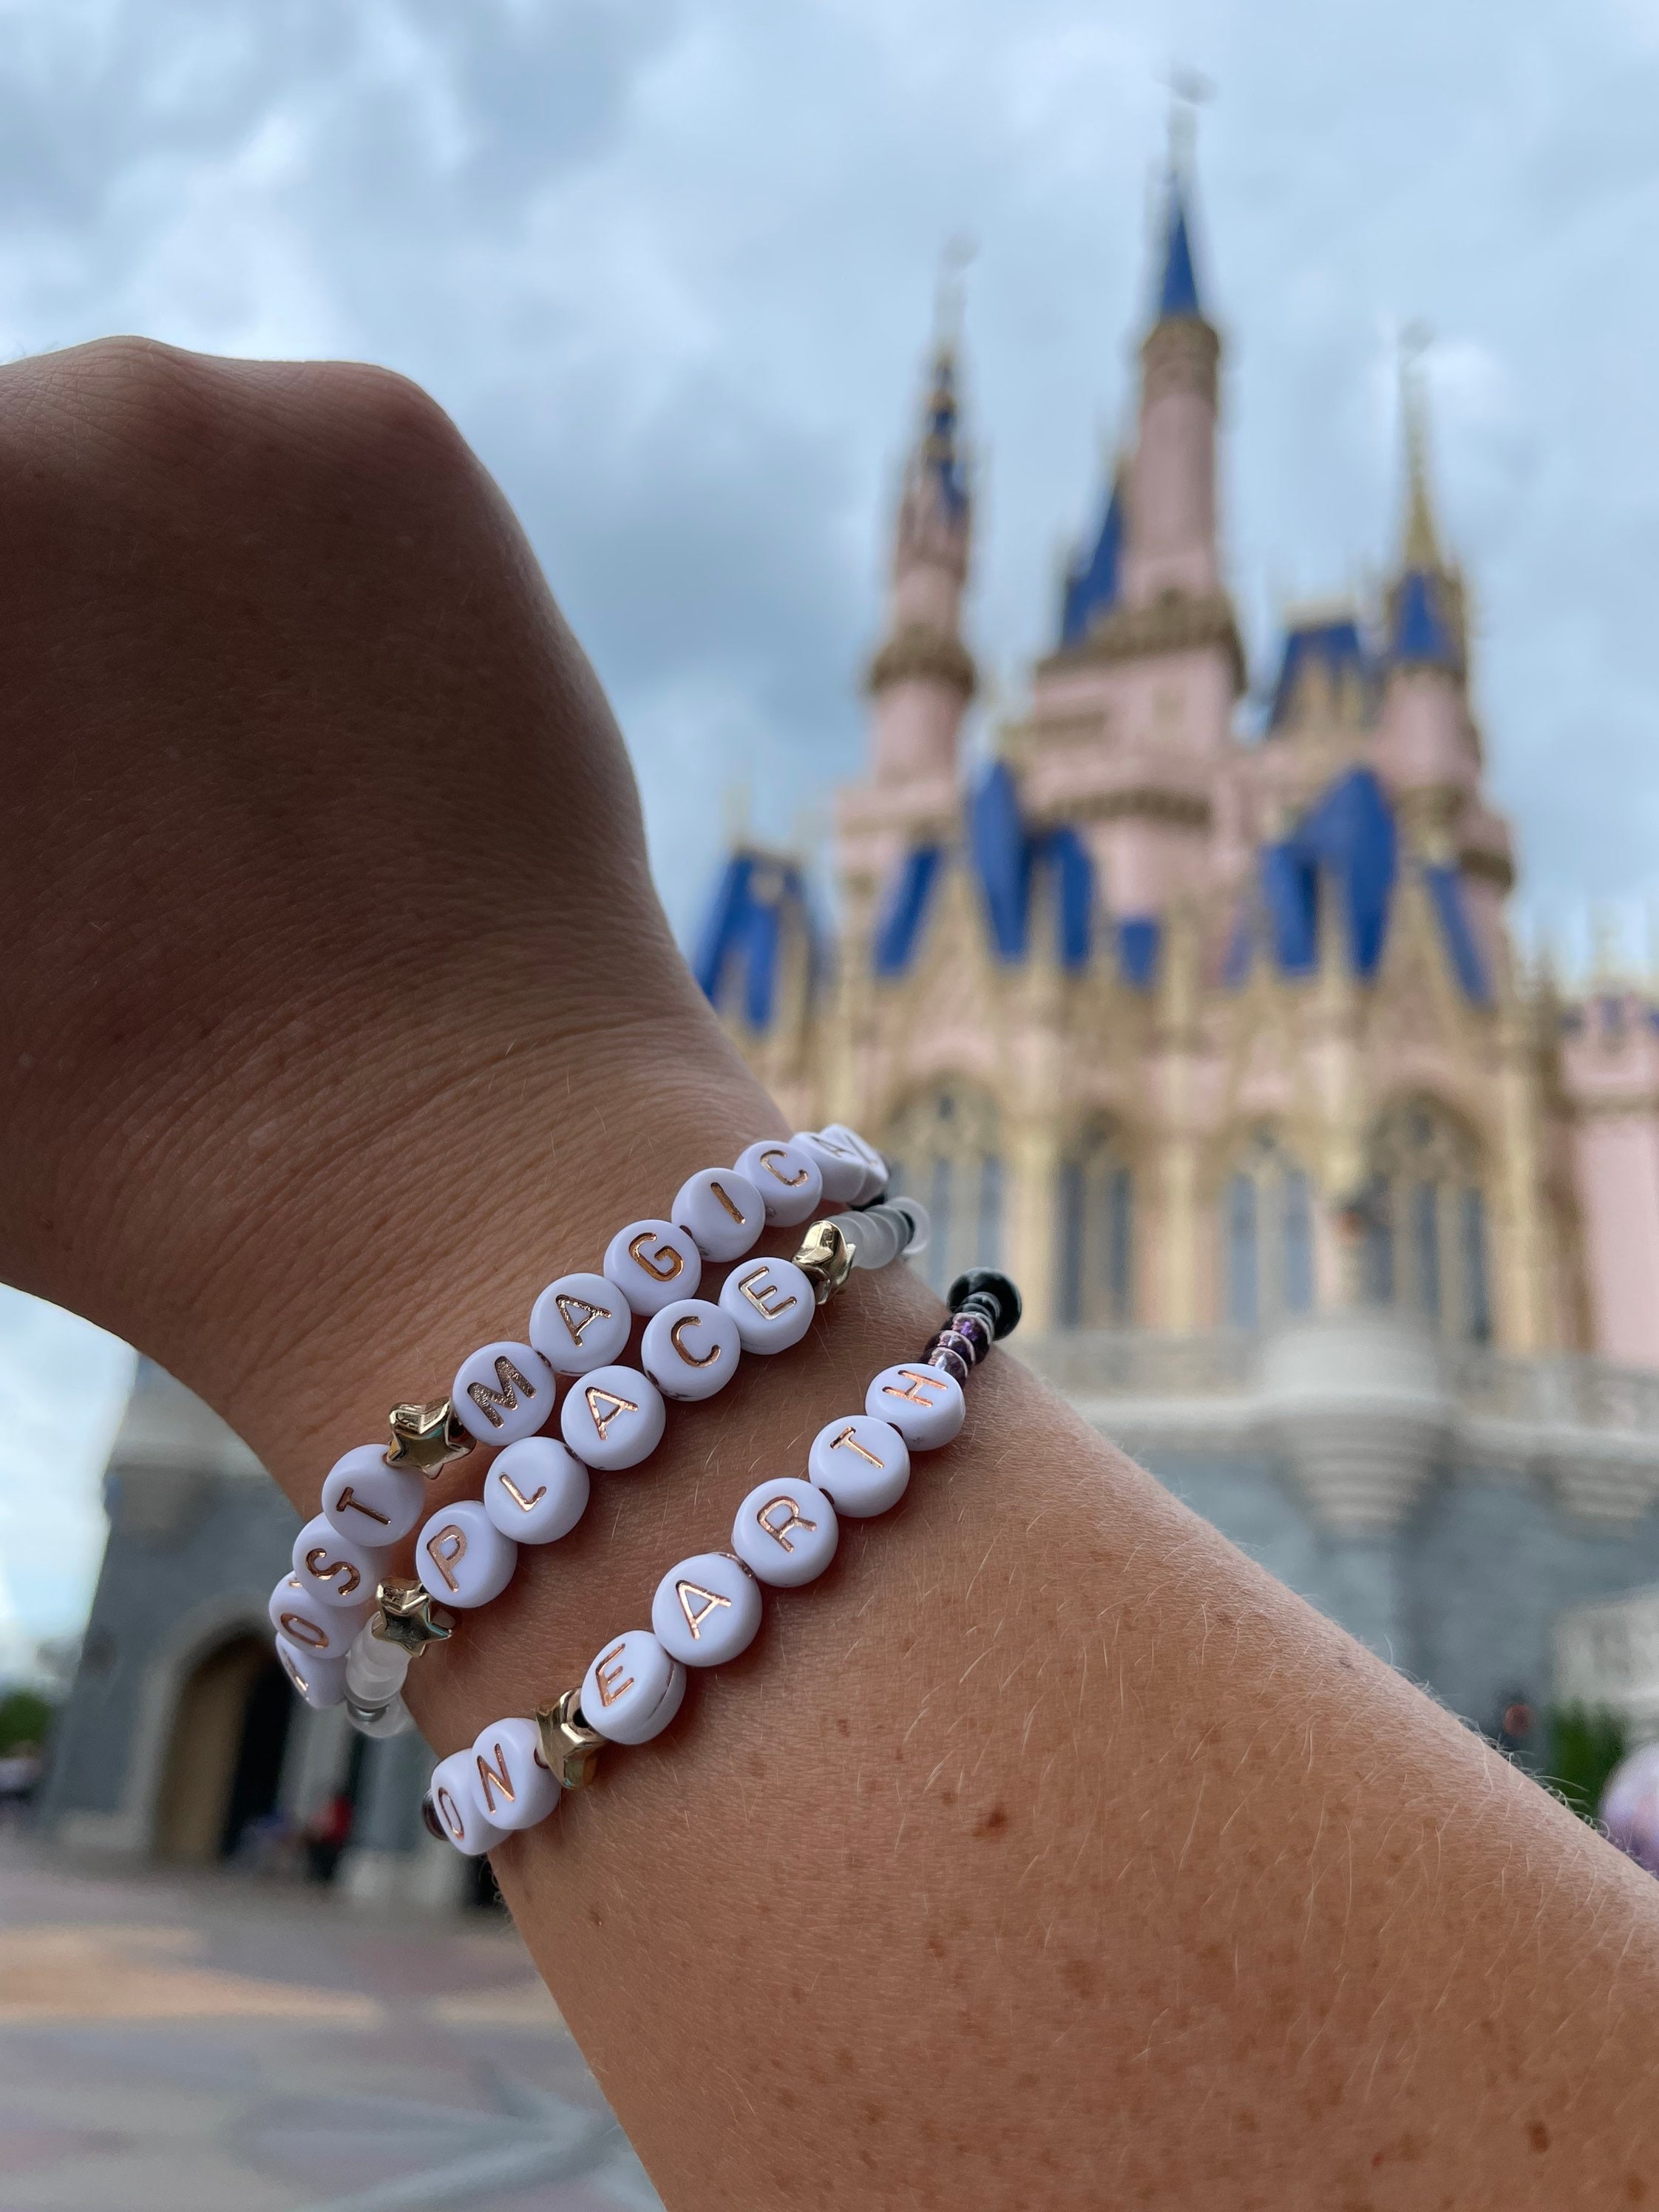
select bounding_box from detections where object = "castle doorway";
[155,1632,293,1864]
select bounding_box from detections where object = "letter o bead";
[483,1437,591,1545]
[719,1257,814,1354]
[582,1629,686,1745]
[671,1167,766,1261]
[430,1750,507,1858]
[276,1635,347,1710]
[730,1478,839,1589]
[604,1219,702,1317]
[529,1271,632,1375]
[268,1573,370,1658]
[452,1340,557,1447]
[733,1139,823,1226]
[807,1414,910,1518]
[560,1365,666,1471]
[651,1550,762,1667]
[291,1513,391,1610]
[865,1363,966,1449]
[417,1499,518,1610]
[641,1298,740,1402]
[321,1443,427,1547]
[467,1716,560,1833]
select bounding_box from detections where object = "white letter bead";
[416,1499,518,1610]
[529,1270,632,1374]
[807,1415,911,1518]
[276,1635,347,1710]
[430,1749,508,1857]
[451,1340,557,1446]
[865,1363,966,1448]
[483,1437,591,1544]
[671,1167,767,1261]
[321,1443,427,1547]
[641,1298,741,1402]
[603,1219,702,1315]
[467,1715,560,1832]
[582,1629,687,1745]
[733,1139,824,1225]
[790,1129,868,1205]
[291,1514,392,1610]
[651,1550,762,1667]
[820,1122,888,1204]
[731,1478,839,1588]
[719,1256,815,1354]
[268,1574,370,1658]
[560,1364,666,1470]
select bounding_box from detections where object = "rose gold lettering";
[498,1471,549,1513]
[676,1579,734,1641]
[756,1494,817,1552]
[628,1230,685,1283]
[595,1642,635,1708]
[303,1546,362,1596]
[737,1263,798,1320]
[830,1423,883,1468]
[424,1524,468,1594]
[475,1740,516,1812]
[757,1144,809,1187]
[333,1484,391,1527]
[555,1292,611,1343]
[882,1366,948,1407]
[435,1784,467,1842]
[467,1355,540,1430]
[710,1178,747,1224]
[279,1609,329,1652]
[277,1644,310,1697]
[669,1314,722,1368]
[585,1384,638,1440]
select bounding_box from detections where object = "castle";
[38,154,1659,1898]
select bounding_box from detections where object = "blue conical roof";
[1157,181,1202,320]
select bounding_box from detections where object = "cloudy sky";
[4,0,1659,1649]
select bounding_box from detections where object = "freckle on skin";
[974,1802,1008,1838]
[1529,2120,1550,2153]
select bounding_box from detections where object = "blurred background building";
[35,143,1659,1888]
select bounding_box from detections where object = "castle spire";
[1156,69,1210,323]
[1385,328,1465,672]
[1399,325,1442,573]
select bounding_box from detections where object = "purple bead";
[927,1346,970,1385]
[949,1312,990,1359]
[933,1329,976,1365]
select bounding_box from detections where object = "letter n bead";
[430,1749,508,1857]
[730,1478,838,1588]
[865,1363,965,1449]
[581,1629,686,1745]
[451,1340,557,1448]
[467,1716,560,1832]
[417,1499,518,1610]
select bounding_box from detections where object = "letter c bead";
[640,1298,740,1402]
[430,1749,508,1857]
[730,1478,838,1588]
[733,1139,824,1226]
[671,1167,766,1261]
[291,1513,392,1610]
[466,1715,560,1832]
[604,1220,702,1316]
[581,1629,686,1745]
[651,1550,761,1667]
[416,1499,517,1610]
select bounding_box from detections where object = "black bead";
[944,1268,1023,1340]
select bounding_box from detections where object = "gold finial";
[934,233,975,364]
[1165,65,1212,177]
[1399,321,1442,572]
[386,1399,475,1476]
[372,1578,455,1655]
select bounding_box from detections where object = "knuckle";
[305,361,467,471]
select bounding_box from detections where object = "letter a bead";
[467,1715,560,1832]
[865,1363,966,1448]
[321,1443,427,1546]
[560,1364,666,1470]
[581,1629,686,1745]
[807,1414,910,1518]
[416,1499,518,1610]
[430,1749,508,1857]
[651,1550,762,1667]
[733,1139,823,1226]
[730,1477,839,1588]
[640,1298,740,1402]
[451,1340,557,1447]
[719,1257,814,1354]
[671,1167,767,1261]
[483,1437,591,1545]
[529,1271,632,1374]
[291,1513,392,1610]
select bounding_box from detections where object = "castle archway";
[1216,1124,1315,1330]
[155,1632,293,1864]
[1056,1115,1136,1328]
[883,1082,1003,1297]
[1359,1097,1490,1343]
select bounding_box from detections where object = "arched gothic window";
[1219,1127,1316,1330]
[883,1085,1003,1300]
[1056,1118,1134,1328]
[1360,1100,1490,1343]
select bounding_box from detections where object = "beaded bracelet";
[265,1126,912,1726]
[422,1268,1022,1858]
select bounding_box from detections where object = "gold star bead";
[385,1398,475,1476]
[372,1578,455,1655]
[536,1689,605,1791]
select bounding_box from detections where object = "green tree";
[1546,1703,1627,1823]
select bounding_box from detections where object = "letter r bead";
[731,1478,838,1588]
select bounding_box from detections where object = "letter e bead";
[719,1257,814,1354]
[581,1629,686,1745]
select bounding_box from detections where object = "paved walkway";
[0,1836,661,2211]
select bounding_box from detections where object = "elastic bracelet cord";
[265,1127,920,1731]
[423,1268,1022,1858]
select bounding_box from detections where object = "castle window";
[1220,1128,1317,1330]
[1056,1120,1134,1327]
[883,1084,1003,1299]
[1362,1100,1490,1343]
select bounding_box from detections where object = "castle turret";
[1122,172,1222,607]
